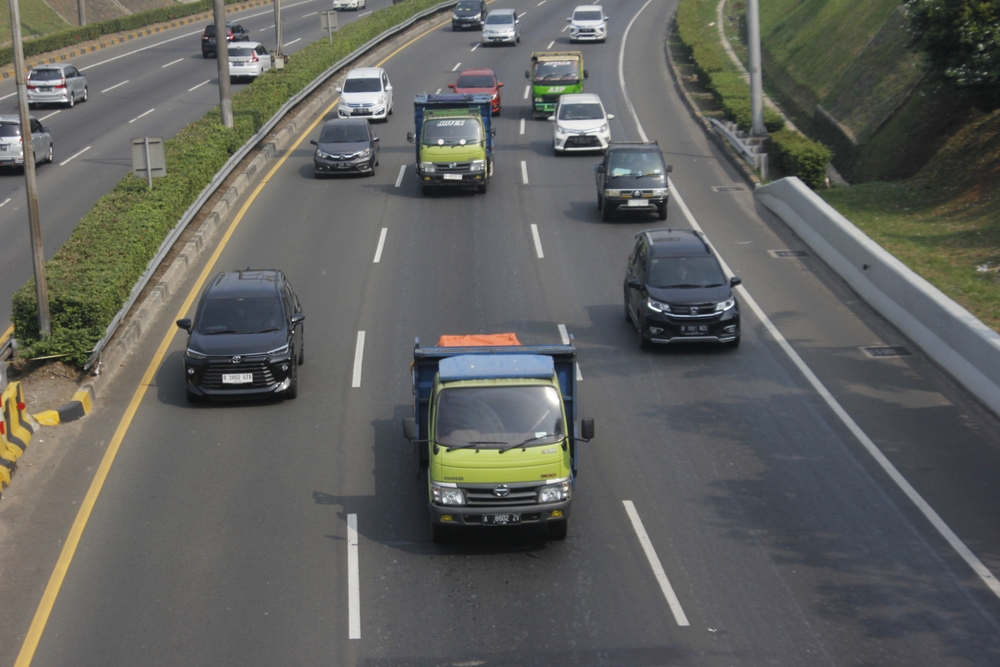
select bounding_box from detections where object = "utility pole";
[78,0,85,26]
[274,0,283,59]
[212,0,233,127]
[8,0,51,336]
[747,0,766,136]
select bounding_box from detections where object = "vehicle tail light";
[54,79,66,89]
[250,52,258,62]
[26,84,35,90]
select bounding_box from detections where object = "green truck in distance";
[402,334,594,543]
[525,51,589,119]
[407,93,495,195]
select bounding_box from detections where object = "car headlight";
[604,189,621,197]
[186,348,207,359]
[555,124,569,135]
[539,480,571,503]
[267,344,290,356]
[491,92,498,99]
[650,188,668,197]
[358,147,372,158]
[715,296,736,312]
[317,150,332,159]
[452,11,460,18]
[420,162,436,173]
[596,123,608,133]
[646,298,672,313]
[470,159,485,172]
[432,484,465,505]
[376,95,385,105]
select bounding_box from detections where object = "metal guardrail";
[84,0,458,370]
[0,338,12,390]
[708,117,768,180]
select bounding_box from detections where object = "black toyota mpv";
[176,269,304,402]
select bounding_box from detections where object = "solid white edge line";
[38,110,60,121]
[101,80,129,93]
[59,145,91,166]
[347,513,361,639]
[520,160,528,184]
[373,227,387,263]
[523,84,530,99]
[530,224,544,258]
[576,363,583,381]
[452,62,462,72]
[623,501,690,626]
[161,58,184,68]
[395,164,406,187]
[618,0,654,142]
[520,118,525,135]
[558,324,570,345]
[352,331,365,388]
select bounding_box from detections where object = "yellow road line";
[13,14,453,664]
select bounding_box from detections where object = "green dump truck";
[406,93,495,195]
[402,334,595,543]
[525,51,589,119]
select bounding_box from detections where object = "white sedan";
[228,42,272,81]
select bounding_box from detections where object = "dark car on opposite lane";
[624,228,741,349]
[596,141,671,221]
[176,270,305,402]
[311,119,379,176]
[201,22,249,58]
[448,68,503,115]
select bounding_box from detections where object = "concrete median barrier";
[0,382,35,487]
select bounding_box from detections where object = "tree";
[906,0,1000,87]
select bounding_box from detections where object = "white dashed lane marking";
[520,160,528,184]
[161,58,184,68]
[101,80,129,93]
[624,501,690,626]
[352,331,366,388]
[373,228,387,263]
[59,146,91,166]
[395,165,406,187]
[530,224,544,258]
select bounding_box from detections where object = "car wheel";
[82,86,88,102]
[45,143,53,164]
[549,520,568,540]
[657,201,668,220]
[203,51,210,59]
[66,93,74,109]
[285,362,299,399]
[637,315,652,350]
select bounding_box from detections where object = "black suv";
[452,0,487,30]
[201,22,249,58]
[624,229,741,349]
[596,141,672,222]
[176,270,305,401]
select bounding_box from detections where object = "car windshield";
[455,1,479,10]
[647,256,727,289]
[456,74,495,88]
[343,77,381,93]
[534,60,579,81]
[423,118,482,145]
[229,48,254,57]
[608,151,665,177]
[0,124,20,137]
[28,70,62,81]
[435,385,563,448]
[485,13,513,24]
[196,296,285,334]
[319,124,369,143]
[574,10,603,20]
[559,103,603,120]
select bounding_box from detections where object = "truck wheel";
[432,522,454,544]
[549,520,568,541]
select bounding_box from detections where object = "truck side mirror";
[730,276,742,287]
[580,418,595,440]
[596,163,605,173]
[406,131,415,144]
[524,70,530,79]
[583,69,589,79]
[402,418,417,441]
[176,318,192,332]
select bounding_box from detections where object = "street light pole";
[274,0,283,58]
[747,0,766,136]
[78,0,85,26]
[9,0,51,337]
[212,0,233,127]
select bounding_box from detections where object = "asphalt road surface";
[2,0,1000,665]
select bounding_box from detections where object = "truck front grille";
[436,162,471,173]
[464,484,542,507]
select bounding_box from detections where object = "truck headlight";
[432,484,465,505]
[604,189,621,197]
[470,159,485,172]
[715,296,736,312]
[646,298,672,313]
[420,162,436,173]
[534,97,542,103]
[650,188,668,197]
[539,480,571,503]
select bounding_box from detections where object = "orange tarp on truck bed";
[437,333,522,347]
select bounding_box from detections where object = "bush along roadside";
[674,0,831,185]
[0,0,247,68]
[12,0,449,367]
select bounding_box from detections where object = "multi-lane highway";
[3,0,1000,665]
[0,0,390,329]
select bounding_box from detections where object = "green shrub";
[12,0,449,365]
[771,128,833,189]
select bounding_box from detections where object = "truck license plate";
[482,513,521,525]
[442,173,462,181]
[627,198,647,207]
[222,373,253,384]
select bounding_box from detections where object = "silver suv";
[0,116,53,168]
[482,8,521,46]
[27,64,88,108]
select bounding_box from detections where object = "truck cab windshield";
[435,385,563,448]
[423,118,482,145]
[534,61,579,82]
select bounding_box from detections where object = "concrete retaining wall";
[756,177,1000,418]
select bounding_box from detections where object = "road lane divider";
[452,61,462,71]
[101,80,129,93]
[520,160,528,184]
[0,382,35,489]
[395,164,406,187]
[161,58,184,68]
[128,108,155,123]
[471,43,479,51]
[546,40,554,49]
[0,197,11,207]
[189,79,211,92]
[519,118,524,134]
[284,38,302,47]
[523,84,529,99]
[618,0,1000,602]
[623,501,690,626]
[530,224,544,258]
[59,146,91,166]
[303,11,318,17]
[38,110,60,121]
[352,331,366,388]
[558,326,583,380]
[348,513,361,639]
[33,386,94,426]
[373,227,387,263]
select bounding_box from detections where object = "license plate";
[335,163,350,169]
[482,514,521,525]
[627,198,648,207]
[41,87,52,92]
[681,325,708,335]
[353,109,372,115]
[442,173,463,181]
[0,145,7,151]
[222,373,253,384]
